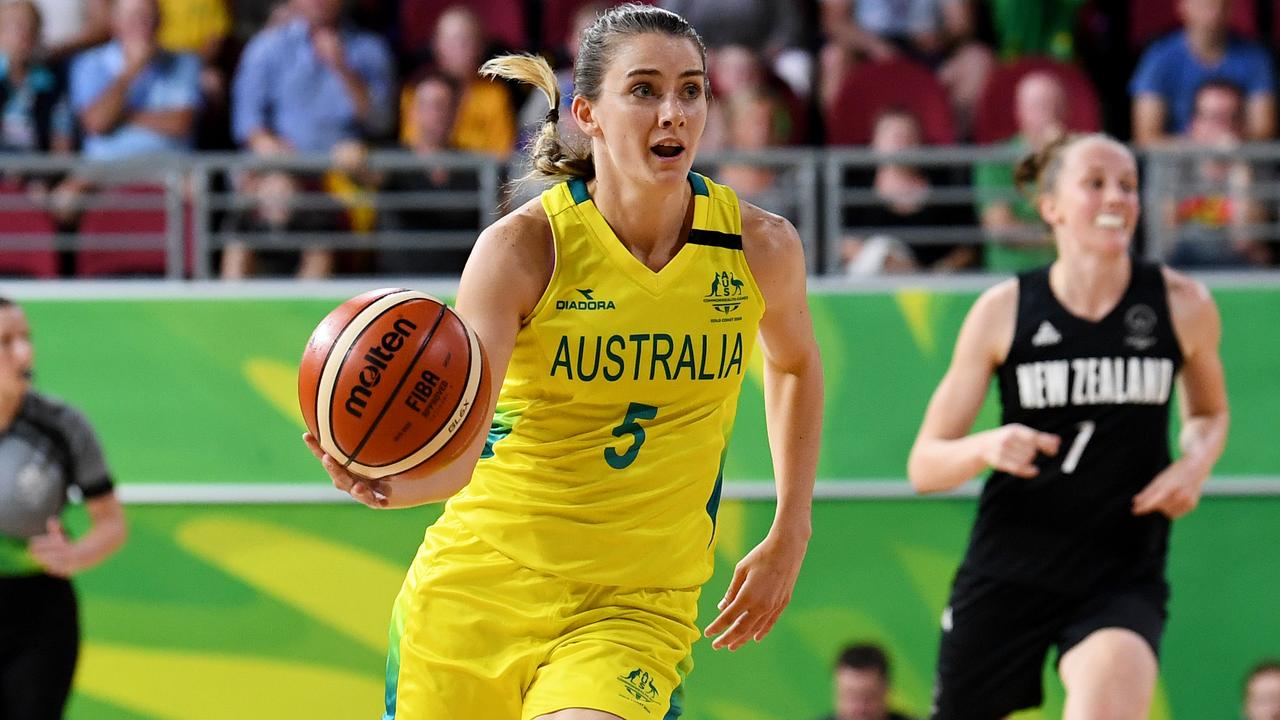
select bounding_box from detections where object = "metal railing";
[2,145,1279,279]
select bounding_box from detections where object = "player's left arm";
[28,408,127,577]
[703,204,824,651]
[28,494,127,578]
[1133,269,1230,518]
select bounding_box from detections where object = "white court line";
[115,477,1280,505]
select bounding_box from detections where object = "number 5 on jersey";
[605,402,658,469]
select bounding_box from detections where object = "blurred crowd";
[2,0,1280,277]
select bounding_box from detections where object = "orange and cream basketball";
[298,288,490,480]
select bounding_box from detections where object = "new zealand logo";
[556,288,616,311]
[618,668,660,708]
[703,270,748,316]
[1124,304,1157,350]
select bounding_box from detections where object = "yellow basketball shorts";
[382,512,700,720]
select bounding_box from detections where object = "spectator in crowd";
[819,0,993,136]
[1245,660,1280,720]
[403,6,515,158]
[703,44,772,151]
[818,642,916,720]
[29,0,111,61]
[973,72,1065,272]
[0,0,74,165]
[52,0,200,221]
[1130,0,1275,146]
[376,71,478,275]
[716,88,790,205]
[659,0,813,98]
[985,0,1086,61]
[69,0,201,161]
[842,108,977,275]
[1165,79,1271,268]
[227,0,395,278]
[156,0,233,148]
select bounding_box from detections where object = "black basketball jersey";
[958,261,1184,593]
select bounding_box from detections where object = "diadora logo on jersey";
[1031,320,1062,347]
[555,288,617,311]
[703,270,750,319]
[1124,304,1157,350]
[618,668,660,706]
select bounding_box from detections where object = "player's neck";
[0,388,23,432]
[589,173,692,264]
[1049,253,1132,321]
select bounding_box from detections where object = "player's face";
[1044,139,1140,257]
[1246,670,1280,720]
[834,667,888,720]
[575,33,707,188]
[0,307,33,395]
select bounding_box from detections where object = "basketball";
[298,288,490,480]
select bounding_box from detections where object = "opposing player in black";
[0,297,127,719]
[908,133,1229,719]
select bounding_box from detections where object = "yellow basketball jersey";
[445,173,763,589]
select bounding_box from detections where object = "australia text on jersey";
[550,331,746,382]
[1014,356,1175,410]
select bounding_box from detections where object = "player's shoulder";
[461,194,554,316]
[972,277,1020,320]
[473,194,553,265]
[21,391,97,439]
[1160,265,1212,306]
[1160,265,1220,346]
[739,201,801,261]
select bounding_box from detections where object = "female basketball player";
[908,133,1229,719]
[0,297,128,718]
[303,5,824,719]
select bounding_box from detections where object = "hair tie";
[546,107,559,124]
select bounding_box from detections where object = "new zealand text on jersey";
[1015,356,1175,409]
[550,332,745,382]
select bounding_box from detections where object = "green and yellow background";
[18,283,1280,719]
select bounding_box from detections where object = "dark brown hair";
[480,4,707,182]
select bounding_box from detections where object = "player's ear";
[572,95,601,139]
[1037,193,1059,226]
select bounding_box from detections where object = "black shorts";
[929,569,1168,720]
[0,574,80,719]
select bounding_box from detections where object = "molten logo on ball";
[345,317,418,419]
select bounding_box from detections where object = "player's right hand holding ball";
[302,432,392,508]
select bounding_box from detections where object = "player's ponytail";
[481,54,595,182]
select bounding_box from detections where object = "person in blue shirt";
[231,0,395,156]
[224,0,395,279]
[68,0,200,161]
[1130,0,1275,146]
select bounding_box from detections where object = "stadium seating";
[825,57,955,146]
[973,57,1102,144]
[74,183,172,277]
[0,180,59,278]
